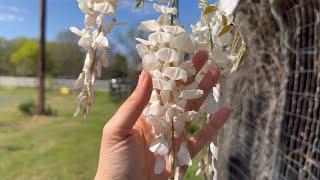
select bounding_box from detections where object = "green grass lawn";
[0,88,202,180]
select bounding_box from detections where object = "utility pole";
[38,0,46,115]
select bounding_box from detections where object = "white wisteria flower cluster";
[70,0,118,119]
[191,0,246,178]
[136,3,201,175]
[136,0,246,178]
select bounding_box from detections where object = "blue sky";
[0,0,217,41]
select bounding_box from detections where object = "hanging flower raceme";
[71,0,117,119]
[191,0,246,178]
[136,3,205,175]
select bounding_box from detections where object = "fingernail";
[137,70,147,86]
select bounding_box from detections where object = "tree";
[10,40,38,76]
[38,0,47,115]
[104,54,128,78]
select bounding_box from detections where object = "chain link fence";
[217,0,319,179]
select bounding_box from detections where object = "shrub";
[18,100,36,115]
[18,100,58,116]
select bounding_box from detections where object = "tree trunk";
[37,0,46,115]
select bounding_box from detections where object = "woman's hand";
[95,51,230,180]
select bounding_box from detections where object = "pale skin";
[95,51,231,180]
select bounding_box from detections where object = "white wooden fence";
[0,76,112,91]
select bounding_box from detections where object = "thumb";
[107,70,152,130]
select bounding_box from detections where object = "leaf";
[231,31,240,52]
[218,24,233,37]
[222,14,228,26]
[135,0,144,9]
[203,5,218,16]
[230,43,246,73]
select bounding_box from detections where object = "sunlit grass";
[0,88,200,180]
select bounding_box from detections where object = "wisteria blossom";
[136,3,203,176]
[136,0,246,178]
[71,0,118,119]
[191,0,246,178]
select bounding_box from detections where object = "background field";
[0,88,200,180]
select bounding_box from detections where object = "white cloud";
[0,5,26,13]
[0,14,24,22]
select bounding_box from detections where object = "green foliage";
[188,123,200,136]
[135,0,144,9]
[0,33,84,78]
[45,105,58,116]
[17,99,58,116]
[18,100,36,115]
[106,54,129,78]
[10,40,39,76]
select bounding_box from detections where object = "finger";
[107,70,153,130]
[191,50,208,72]
[186,69,220,111]
[184,51,208,85]
[188,107,230,157]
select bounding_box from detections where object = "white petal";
[150,70,162,79]
[210,142,219,160]
[179,89,203,100]
[184,81,200,90]
[83,51,94,71]
[218,0,240,15]
[149,139,169,155]
[177,142,192,166]
[199,93,220,114]
[77,0,93,14]
[196,160,205,176]
[153,4,177,15]
[154,155,166,174]
[70,27,83,36]
[162,67,188,82]
[84,71,92,85]
[212,84,221,102]
[139,50,160,71]
[139,20,160,32]
[149,31,172,44]
[96,14,105,26]
[101,49,109,67]
[166,104,184,120]
[136,38,154,46]
[157,14,171,25]
[156,48,179,65]
[170,33,195,53]
[78,33,92,48]
[94,33,109,48]
[74,73,85,89]
[94,2,115,14]
[150,90,160,103]
[178,62,196,76]
[145,101,166,116]
[177,111,199,122]
[153,79,175,91]
[216,33,232,47]
[162,25,185,35]
[84,14,96,27]
[160,89,171,102]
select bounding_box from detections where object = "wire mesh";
[217,0,320,179]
